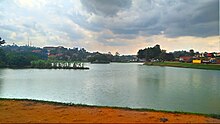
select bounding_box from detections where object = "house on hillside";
[32,50,42,53]
[206,53,213,58]
[43,46,67,57]
[179,56,194,63]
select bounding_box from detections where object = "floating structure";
[31,60,89,69]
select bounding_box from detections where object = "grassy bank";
[144,61,220,70]
[0,98,219,119]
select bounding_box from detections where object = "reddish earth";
[0,100,220,123]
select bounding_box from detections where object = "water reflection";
[0,64,220,114]
[0,69,3,95]
[136,66,166,102]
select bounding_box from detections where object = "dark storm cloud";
[78,0,219,38]
[67,14,103,32]
[163,0,219,37]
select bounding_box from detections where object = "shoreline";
[1,98,220,123]
[0,66,89,70]
[144,62,220,70]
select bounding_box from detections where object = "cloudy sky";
[0,0,219,54]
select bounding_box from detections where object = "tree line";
[0,49,47,68]
[137,44,175,61]
[136,44,215,62]
[0,38,47,67]
[0,37,137,67]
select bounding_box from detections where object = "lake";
[0,63,220,114]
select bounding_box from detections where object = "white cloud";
[9,32,17,39]
[0,0,219,54]
[14,0,48,9]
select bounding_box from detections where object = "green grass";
[144,61,220,70]
[0,98,220,119]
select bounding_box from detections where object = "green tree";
[6,53,28,67]
[189,49,195,56]
[6,52,42,67]
[0,49,6,67]
[137,44,162,61]
[137,49,145,59]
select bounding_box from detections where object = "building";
[179,56,193,63]
[207,53,213,58]
[43,46,67,56]
[193,60,202,64]
[32,50,42,53]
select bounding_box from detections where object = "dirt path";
[0,100,219,123]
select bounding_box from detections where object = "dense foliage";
[0,49,7,67]
[137,44,175,61]
[0,45,47,67]
[137,45,162,61]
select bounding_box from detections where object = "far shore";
[0,99,220,123]
[144,61,220,70]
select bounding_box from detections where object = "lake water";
[0,63,220,114]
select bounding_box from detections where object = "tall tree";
[189,49,195,56]
[137,44,162,61]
